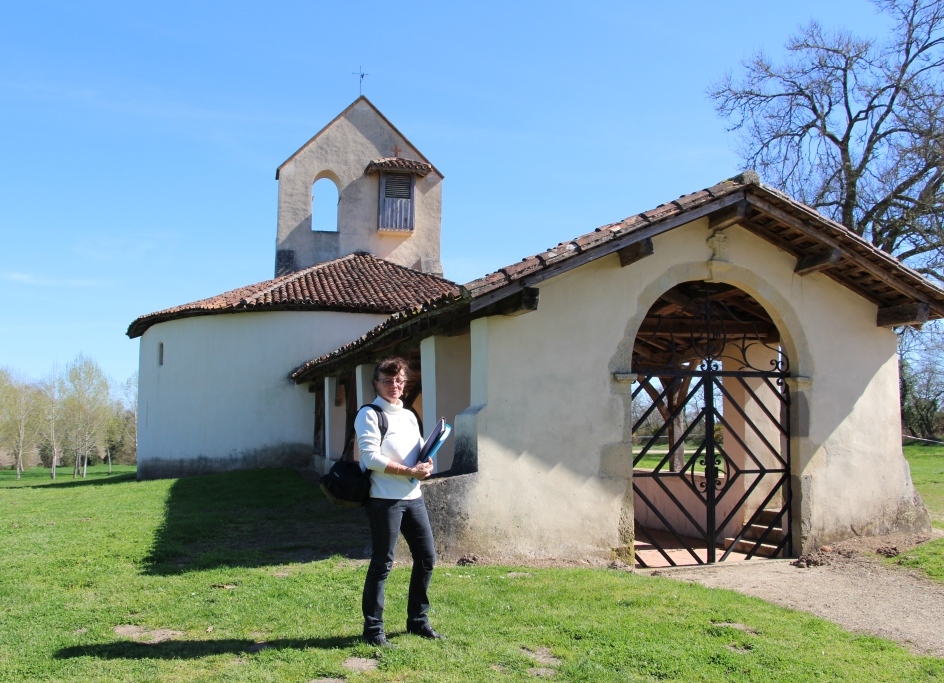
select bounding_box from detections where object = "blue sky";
[0,1,891,383]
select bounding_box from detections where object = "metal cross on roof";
[352,66,368,95]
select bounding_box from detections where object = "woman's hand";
[411,460,434,480]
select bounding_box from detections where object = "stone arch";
[311,171,341,233]
[611,260,811,380]
[611,260,813,566]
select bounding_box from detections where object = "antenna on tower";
[352,66,369,95]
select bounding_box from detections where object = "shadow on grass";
[55,635,362,660]
[12,472,137,489]
[143,468,370,576]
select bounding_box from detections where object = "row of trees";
[900,327,944,440]
[0,355,137,479]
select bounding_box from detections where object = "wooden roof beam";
[744,193,939,315]
[637,318,778,338]
[877,302,931,328]
[794,248,842,276]
[617,238,654,267]
[708,199,753,230]
[471,287,539,318]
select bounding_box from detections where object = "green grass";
[903,444,944,530]
[0,464,137,487]
[3,466,944,682]
[895,445,944,584]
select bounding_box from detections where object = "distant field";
[0,464,136,487]
[2,466,943,682]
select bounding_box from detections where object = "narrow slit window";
[158,342,164,366]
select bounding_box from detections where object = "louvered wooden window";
[379,172,414,231]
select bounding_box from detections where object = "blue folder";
[419,417,452,464]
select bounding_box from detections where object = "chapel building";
[130,97,944,566]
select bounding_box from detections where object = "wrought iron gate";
[631,283,792,566]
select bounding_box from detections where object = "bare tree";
[0,369,43,479]
[901,326,944,439]
[62,355,111,479]
[120,372,138,462]
[710,0,944,283]
[38,364,66,480]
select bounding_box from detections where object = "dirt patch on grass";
[522,646,561,666]
[343,656,378,672]
[113,625,184,643]
[647,530,944,657]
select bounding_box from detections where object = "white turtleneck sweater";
[355,396,424,500]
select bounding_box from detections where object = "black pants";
[362,496,436,639]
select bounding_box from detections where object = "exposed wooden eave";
[794,248,842,276]
[637,318,778,339]
[744,193,940,316]
[877,302,931,328]
[707,199,753,230]
[617,238,654,267]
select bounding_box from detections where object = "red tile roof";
[289,174,944,383]
[127,253,460,338]
[462,177,747,299]
[461,174,944,308]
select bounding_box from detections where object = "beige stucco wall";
[275,99,443,274]
[452,217,926,561]
[136,310,388,479]
[420,334,472,473]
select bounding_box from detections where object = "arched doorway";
[631,280,792,566]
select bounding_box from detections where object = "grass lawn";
[894,445,944,583]
[903,444,944,529]
[3,466,944,682]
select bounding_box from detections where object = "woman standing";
[356,357,443,647]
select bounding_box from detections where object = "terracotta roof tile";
[127,253,460,338]
[365,157,434,176]
[641,203,677,223]
[673,189,712,210]
[500,256,544,279]
[573,231,610,250]
[705,178,745,198]
[290,174,944,383]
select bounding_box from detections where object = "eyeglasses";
[378,377,406,387]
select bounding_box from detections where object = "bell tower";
[274,97,443,276]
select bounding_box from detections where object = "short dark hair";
[373,357,411,382]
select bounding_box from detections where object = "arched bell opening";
[630,280,792,567]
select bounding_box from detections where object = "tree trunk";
[667,414,686,472]
[643,376,693,473]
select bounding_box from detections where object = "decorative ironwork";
[632,282,792,567]
[633,282,789,376]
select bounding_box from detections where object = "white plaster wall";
[458,217,925,561]
[461,265,637,561]
[136,310,388,479]
[420,334,472,473]
[276,99,443,274]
